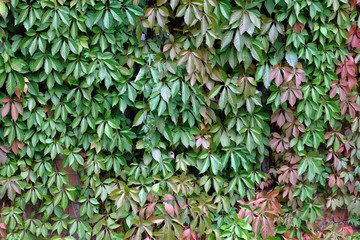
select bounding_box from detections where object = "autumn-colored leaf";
[164,202,174,217]
[261,216,275,239]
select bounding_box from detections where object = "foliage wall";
[1,0,360,239]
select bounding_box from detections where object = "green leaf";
[0,1,7,18]
[221,30,234,49]
[133,110,147,127]
[152,149,161,162]
[6,74,16,95]
[127,5,144,16]
[200,156,210,173]
[285,50,298,67]
[298,159,308,176]
[210,155,221,175]
[208,85,222,99]
[104,123,113,138]
[161,85,171,103]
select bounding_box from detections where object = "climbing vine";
[1,0,360,239]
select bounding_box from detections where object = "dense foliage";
[1,0,360,239]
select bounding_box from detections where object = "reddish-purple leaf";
[0,150,6,165]
[293,89,302,99]
[1,96,10,103]
[17,141,24,150]
[183,229,190,238]
[164,203,174,217]
[261,216,275,239]
[1,102,10,118]
[329,174,335,187]
[282,67,294,82]
[285,108,294,122]
[163,194,175,201]
[280,91,288,103]
[275,72,283,87]
[289,92,296,106]
[289,170,298,185]
[269,139,279,148]
[252,216,261,236]
[269,67,280,81]
[277,113,285,127]
[276,142,284,153]
[14,87,22,99]
[339,88,347,101]
[341,104,347,115]
[10,103,18,122]
[351,102,360,111]
[146,203,156,218]
[293,126,299,138]
[0,146,9,153]
[13,102,23,116]
[11,141,19,155]
[337,176,344,188]
[329,87,337,99]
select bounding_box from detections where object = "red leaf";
[261,216,275,239]
[1,102,10,118]
[0,149,7,165]
[293,21,304,33]
[13,102,23,116]
[280,91,289,103]
[282,67,294,82]
[293,126,299,138]
[183,229,190,240]
[146,203,156,218]
[288,91,296,106]
[271,111,279,123]
[349,105,356,118]
[163,194,175,201]
[14,86,21,98]
[341,104,347,115]
[339,88,347,101]
[326,152,332,161]
[10,103,19,122]
[11,141,19,155]
[269,139,280,148]
[275,72,283,87]
[351,102,360,111]
[277,113,285,127]
[337,177,344,188]
[284,108,294,121]
[164,202,174,217]
[329,87,337,99]
[0,145,9,153]
[292,89,302,99]
[289,170,298,185]
[269,65,280,80]
[1,96,10,103]
[329,174,335,187]
[339,225,354,236]
[252,216,261,235]
[276,142,284,153]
